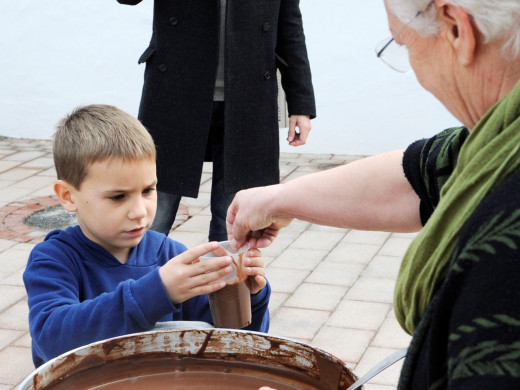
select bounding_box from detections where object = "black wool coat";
[118,0,316,197]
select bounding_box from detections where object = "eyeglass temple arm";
[376,37,394,58]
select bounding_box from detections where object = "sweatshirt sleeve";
[244,280,271,332]
[24,253,175,367]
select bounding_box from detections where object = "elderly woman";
[228,0,520,388]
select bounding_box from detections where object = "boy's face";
[69,157,157,263]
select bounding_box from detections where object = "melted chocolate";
[28,329,357,390]
[46,356,335,389]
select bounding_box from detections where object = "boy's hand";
[159,242,233,304]
[243,248,267,295]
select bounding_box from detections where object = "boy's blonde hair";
[53,104,156,189]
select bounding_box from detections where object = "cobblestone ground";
[0,137,412,389]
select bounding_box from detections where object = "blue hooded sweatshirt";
[23,226,270,367]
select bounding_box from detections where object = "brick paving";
[0,137,413,389]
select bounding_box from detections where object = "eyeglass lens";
[375,38,412,73]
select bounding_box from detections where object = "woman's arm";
[228,149,422,249]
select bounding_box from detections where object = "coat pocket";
[275,53,289,68]
[138,45,156,64]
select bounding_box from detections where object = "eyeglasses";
[375,0,435,73]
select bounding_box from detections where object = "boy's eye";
[143,187,156,196]
[109,194,125,201]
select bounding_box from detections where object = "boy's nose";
[128,197,148,220]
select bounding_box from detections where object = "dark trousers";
[150,102,235,241]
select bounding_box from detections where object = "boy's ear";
[436,1,477,66]
[54,180,78,212]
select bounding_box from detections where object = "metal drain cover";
[24,205,77,231]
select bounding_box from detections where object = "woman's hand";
[226,185,293,250]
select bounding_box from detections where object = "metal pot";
[19,328,357,390]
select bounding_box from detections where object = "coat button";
[158,64,167,72]
[262,22,271,32]
[170,17,178,26]
[264,71,271,80]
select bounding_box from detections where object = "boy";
[23,104,270,367]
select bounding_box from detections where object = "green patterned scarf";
[395,80,520,335]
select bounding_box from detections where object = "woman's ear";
[54,180,78,212]
[436,1,477,65]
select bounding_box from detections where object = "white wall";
[0,0,459,155]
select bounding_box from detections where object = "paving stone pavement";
[0,137,413,389]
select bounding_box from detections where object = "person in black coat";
[117,0,316,241]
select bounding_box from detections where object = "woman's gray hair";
[387,0,520,58]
